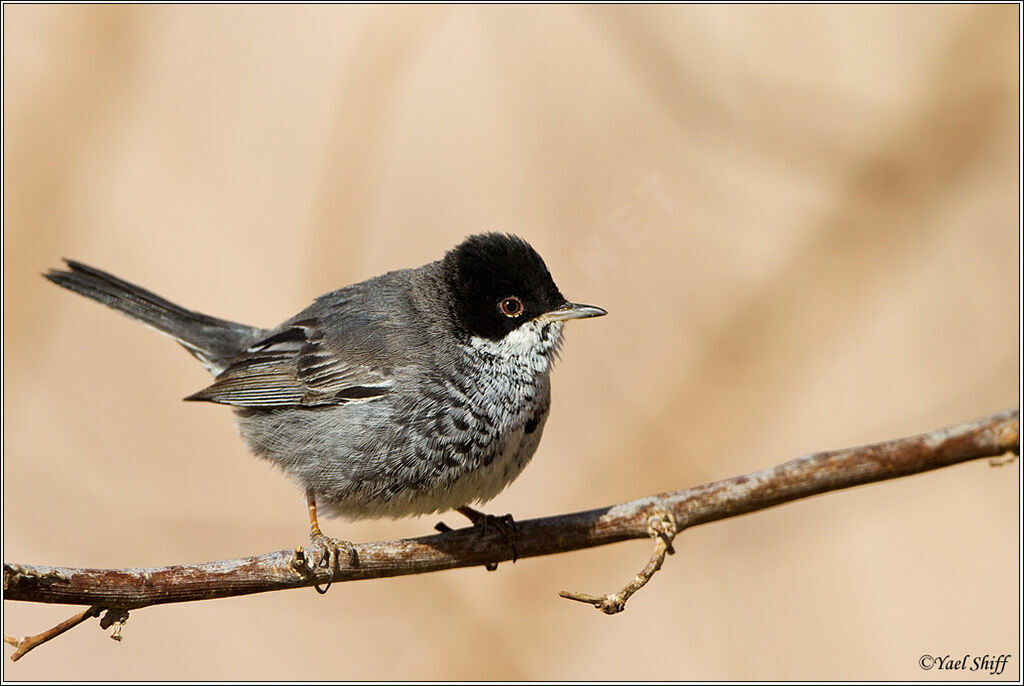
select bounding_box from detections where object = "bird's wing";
[184,317,392,407]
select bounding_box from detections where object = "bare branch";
[560,507,677,613]
[3,408,1018,659]
[4,606,102,661]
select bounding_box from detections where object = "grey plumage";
[45,234,604,523]
[44,260,262,375]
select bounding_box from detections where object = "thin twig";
[3,408,1018,660]
[560,508,678,613]
[3,606,102,661]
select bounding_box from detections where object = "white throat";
[467,319,563,374]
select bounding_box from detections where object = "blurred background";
[3,4,1019,680]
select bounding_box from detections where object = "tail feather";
[45,260,263,375]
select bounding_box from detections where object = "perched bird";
[45,233,605,583]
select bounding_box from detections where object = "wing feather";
[185,321,391,407]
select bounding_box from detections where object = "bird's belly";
[234,374,552,521]
[404,412,548,515]
[324,401,549,520]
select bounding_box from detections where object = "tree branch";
[559,506,678,613]
[3,606,101,661]
[4,409,1018,658]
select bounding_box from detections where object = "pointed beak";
[538,302,608,323]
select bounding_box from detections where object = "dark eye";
[499,296,524,318]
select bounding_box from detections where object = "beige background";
[3,5,1019,681]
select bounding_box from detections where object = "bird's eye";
[499,296,524,318]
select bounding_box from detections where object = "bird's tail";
[44,260,263,375]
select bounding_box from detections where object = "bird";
[44,233,606,585]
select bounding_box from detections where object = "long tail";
[44,260,264,375]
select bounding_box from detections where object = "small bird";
[45,233,605,581]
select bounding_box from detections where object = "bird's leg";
[456,505,519,568]
[305,491,355,594]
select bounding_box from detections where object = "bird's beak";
[538,302,608,323]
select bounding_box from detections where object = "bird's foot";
[308,529,356,594]
[454,506,518,571]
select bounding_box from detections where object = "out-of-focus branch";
[4,408,1018,660]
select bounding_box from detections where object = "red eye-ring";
[499,296,524,318]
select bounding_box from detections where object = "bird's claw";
[309,531,355,594]
[453,507,518,570]
[478,513,518,565]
